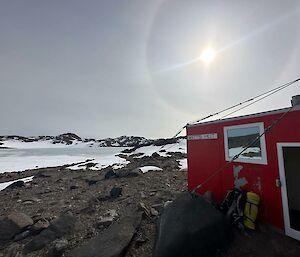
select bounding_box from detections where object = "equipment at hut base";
[220,188,260,230]
[243,192,260,230]
[153,192,233,257]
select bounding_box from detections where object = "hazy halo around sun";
[200,47,216,64]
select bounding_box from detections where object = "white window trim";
[223,122,268,165]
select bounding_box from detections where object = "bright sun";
[200,47,216,64]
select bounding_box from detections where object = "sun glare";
[200,47,216,64]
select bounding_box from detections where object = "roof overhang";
[187,105,300,128]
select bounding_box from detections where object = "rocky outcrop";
[0,135,37,142]
[97,136,154,147]
[0,133,186,149]
[52,133,82,145]
[0,134,156,148]
[0,133,82,145]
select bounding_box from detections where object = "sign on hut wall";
[187,133,218,141]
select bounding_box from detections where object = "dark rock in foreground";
[0,212,33,244]
[24,212,76,253]
[67,211,142,257]
[110,187,122,199]
[153,192,233,257]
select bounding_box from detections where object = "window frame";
[223,122,268,165]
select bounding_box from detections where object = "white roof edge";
[187,105,300,128]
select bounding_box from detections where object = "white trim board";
[277,143,300,241]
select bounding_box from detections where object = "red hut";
[186,95,300,240]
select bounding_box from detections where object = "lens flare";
[200,48,216,64]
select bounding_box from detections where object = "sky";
[0,0,299,139]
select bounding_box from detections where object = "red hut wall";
[187,108,300,229]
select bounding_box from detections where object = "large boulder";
[0,212,33,243]
[153,192,233,257]
[67,211,142,257]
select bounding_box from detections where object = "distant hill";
[0,133,185,148]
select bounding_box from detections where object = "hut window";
[224,122,267,165]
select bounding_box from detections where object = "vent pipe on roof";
[291,95,300,107]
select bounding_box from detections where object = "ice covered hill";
[0,133,155,149]
[0,133,187,174]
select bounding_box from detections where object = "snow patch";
[140,166,163,173]
[178,159,187,170]
[0,155,88,173]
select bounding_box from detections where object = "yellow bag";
[243,192,260,230]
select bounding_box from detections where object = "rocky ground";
[0,152,187,257]
[0,152,300,257]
